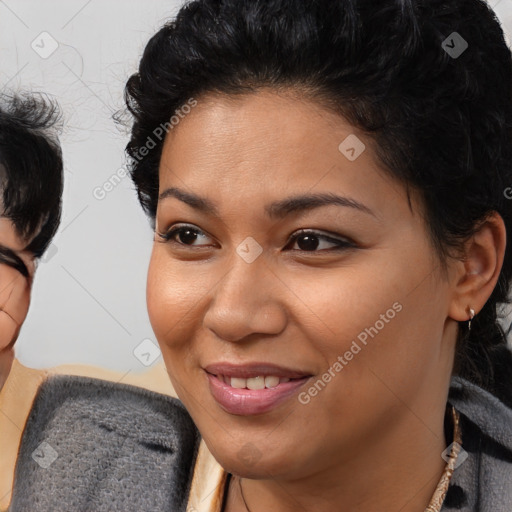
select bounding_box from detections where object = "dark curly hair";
[0,92,63,277]
[124,0,512,407]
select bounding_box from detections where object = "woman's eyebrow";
[158,187,375,218]
[266,193,375,219]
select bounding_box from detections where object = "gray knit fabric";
[442,377,512,511]
[8,375,200,512]
[7,374,512,511]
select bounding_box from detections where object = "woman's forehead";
[156,91,415,225]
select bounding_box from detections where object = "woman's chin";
[209,442,305,480]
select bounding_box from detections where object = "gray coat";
[8,374,512,511]
[442,377,512,511]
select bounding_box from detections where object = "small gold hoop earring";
[468,307,475,331]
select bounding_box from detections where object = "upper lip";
[204,362,312,379]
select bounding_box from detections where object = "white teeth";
[220,375,291,389]
[264,376,280,388]
[230,377,247,389]
[246,376,265,390]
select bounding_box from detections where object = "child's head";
[0,92,63,389]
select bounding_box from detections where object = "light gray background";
[1,0,512,372]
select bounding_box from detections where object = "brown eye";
[294,233,321,251]
[158,224,213,247]
[287,230,355,252]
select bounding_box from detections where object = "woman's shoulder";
[0,359,200,512]
[8,366,201,511]
[444,377,512,511]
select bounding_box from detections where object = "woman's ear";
[448,211,506,322]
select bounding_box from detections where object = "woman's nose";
[202,253,288,343]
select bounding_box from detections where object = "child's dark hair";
[0,92,63,276]
[124,0,512,407]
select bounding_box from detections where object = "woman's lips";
[204,362,311,380]
[203,362,313,415]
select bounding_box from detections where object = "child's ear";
[447,212,506,322]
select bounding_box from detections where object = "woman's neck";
[223,405,449,512]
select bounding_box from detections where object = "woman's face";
[148,90,457,479]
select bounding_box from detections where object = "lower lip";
[206,372,311,415]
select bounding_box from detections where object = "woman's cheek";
[147,255,181,346]
[146,253,202,348]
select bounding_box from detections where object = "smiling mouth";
[203,362,312,380]
[203,362,313,414]
[208,373,305,390]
